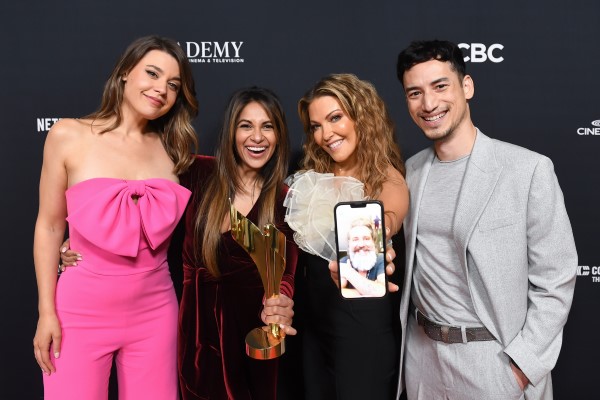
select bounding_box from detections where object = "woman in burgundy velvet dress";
[177,87,298,400]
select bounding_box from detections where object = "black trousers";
[282,251,401,400]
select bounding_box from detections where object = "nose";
[250,127,264,142]
[322,122,334,142]
[154,78,168,95]
[353,238,366,248]
[421,91,437,112]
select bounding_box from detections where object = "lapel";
[407,149,435,250]
[452,130,503,267]
[402,148,435,311]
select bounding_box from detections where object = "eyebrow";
[405,77,450,93]
[310,108,342,124]
[146,64,181,81]
[326,109,342,119]
[237,118,272,124]
[431,77,450,85]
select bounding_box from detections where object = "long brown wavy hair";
[194,87,290,277]
[85,35,198,174]
[298,73,405,198]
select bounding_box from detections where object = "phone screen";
[334,201,387,299]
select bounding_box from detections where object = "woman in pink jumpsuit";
[32,36,198,400]
[61,87,299,400]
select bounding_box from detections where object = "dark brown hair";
[86,35,198,174]
[194,87,290,276]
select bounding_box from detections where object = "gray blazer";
[397,130,577,399]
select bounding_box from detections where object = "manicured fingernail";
[60,247,67,253]
[73,262,78,266]
[54,352,60,359]
[77,256,82,261]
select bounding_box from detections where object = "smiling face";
[235,101,278,174]
[307,95,358,172]
[121,49,181,121]
[402,59,474,143]
[347,224,377,272]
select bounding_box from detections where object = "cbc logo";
[578,266,590,276]
[458,43,504,63]
[577,266,600,275]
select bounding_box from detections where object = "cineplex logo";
[577,266,600,283]
[458,43,504,63]
[577,120,600,136]
[180,41,244,64]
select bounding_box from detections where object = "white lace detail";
[283,170,366,261]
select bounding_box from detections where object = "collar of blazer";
[406,129,504,267]
[452,129,504,261]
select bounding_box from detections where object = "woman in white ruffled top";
[282,73,408,400]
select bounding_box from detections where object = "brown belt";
[415,309,495,344]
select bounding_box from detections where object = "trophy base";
[245,326,286,360]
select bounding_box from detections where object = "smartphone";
[334,200,387,299]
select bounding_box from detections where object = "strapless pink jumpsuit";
[43,178,190,400]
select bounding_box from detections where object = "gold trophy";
[230,201,287,360]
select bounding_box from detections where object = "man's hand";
[510,362,529,390]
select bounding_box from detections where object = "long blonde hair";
[86,35,198,174]
[194,87,290,277]
[298,73,404,197]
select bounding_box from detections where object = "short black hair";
[396,40,466,87]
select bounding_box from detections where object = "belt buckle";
[440,325,450,343]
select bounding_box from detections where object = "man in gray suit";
[394,40,577,399]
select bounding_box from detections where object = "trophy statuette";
[229,200,287,360]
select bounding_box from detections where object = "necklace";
[240,178,259,204]
[250,179,257,204]
[334,163,358,177]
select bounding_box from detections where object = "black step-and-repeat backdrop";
[2,1,598,398]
